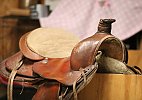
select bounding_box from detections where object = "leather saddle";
[0,27,98,100]
[0,19,141,100]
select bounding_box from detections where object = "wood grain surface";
[128,50,142,68]
[0,0,18,17]
[78,73,142,100]
[77,50,142,100]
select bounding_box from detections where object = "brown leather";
[0,27,98,100]
[33,58,81,85]
[5,52,37,78]
[70,19,127,71]
[0,56,37,87]
[71,32,127,71]
[18,29,85,86]
[32,82,60,100]
[19,33,44,60]
[0,52,97,99]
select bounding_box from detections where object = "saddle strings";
[7,60,23,100]
[73,67,87,100]
[58,87,68,100]
[20,78,25,94]
[73,61,99,100]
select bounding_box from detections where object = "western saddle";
[0,19,141,100]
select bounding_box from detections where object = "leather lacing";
[58,63,98,100]
[72,63,98,100]
[7,60,23,100]
[73,67,87,100]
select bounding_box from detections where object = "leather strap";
[32,82,60,100]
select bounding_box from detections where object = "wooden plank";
[6,8,30,16]
[0,0,18,17]
[128,50,142,68]
[78,73,142,100]
[0,18,18,61]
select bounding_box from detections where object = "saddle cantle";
[0,19,141,100]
